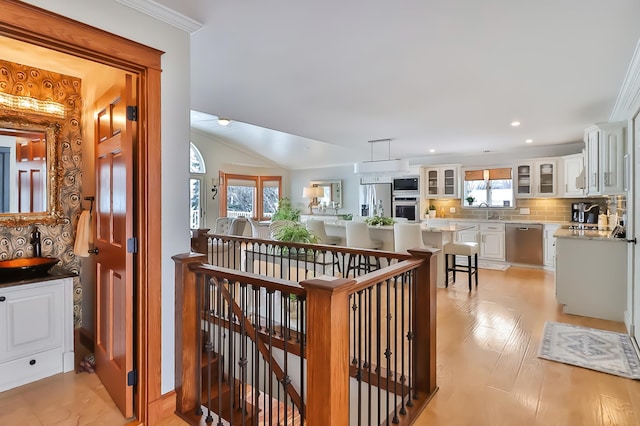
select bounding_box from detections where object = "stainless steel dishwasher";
[505,223,543,265]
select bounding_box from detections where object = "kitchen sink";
[0,257,59,282]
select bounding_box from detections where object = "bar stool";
[443,242,479,291]
[393,222,430,253]
[305,219,341,245]
[345,221,383,276]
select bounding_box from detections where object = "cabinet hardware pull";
[88,248,99,254]
[29,359,36,366]
[0,296,5,302]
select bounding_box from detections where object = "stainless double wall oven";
[392,176,420,222]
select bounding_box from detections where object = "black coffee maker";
[572,202,599,224]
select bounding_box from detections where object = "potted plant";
[428,204,437,219]
[364,216,395,227]
[271,198,301,222]
[272,221,319,256]
[465,196,475,206]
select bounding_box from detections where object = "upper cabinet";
[584,122,627,196]
[561,153,586,197]
[424,165,460,199]
[514,158,557,198]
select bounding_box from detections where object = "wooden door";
[94,74,137,418]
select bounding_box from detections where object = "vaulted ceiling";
[158,0,640,169]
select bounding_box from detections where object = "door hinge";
[127,237,138,253]
[127,370,138,386]
[126,105,138,122]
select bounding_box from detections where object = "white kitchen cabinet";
[584,122,626,195]
[543,224,560,269]
[424,165,459,199]
[479,223,505,261]
[453,222,504,261]
[360,175,392,184]
[514,162,534,197]
[555,237,626,321]
[514,159,557,198]
[561,153,585,197]
[454,223,479,244]
[0,277,74,392]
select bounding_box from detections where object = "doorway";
[0,1,163,423]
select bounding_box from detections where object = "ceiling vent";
[353,139,410,175]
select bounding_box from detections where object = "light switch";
[520,208,530,215]
[449,207,456,213]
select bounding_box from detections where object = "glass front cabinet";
[514,159,557,198]
[425,165,460,198]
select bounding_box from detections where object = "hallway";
[0,267,637,425]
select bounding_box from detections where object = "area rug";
[478,261,510,271]
[538,322,640,379]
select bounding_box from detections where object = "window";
[189,143,206,229]
[463,167,514,207]
[219,172,282,220]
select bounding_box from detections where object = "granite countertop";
[323,221,473,232]
[553,227,626,242]
[0,267,77,288]
[427,218,569,226]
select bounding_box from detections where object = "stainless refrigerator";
[359,183,392,217]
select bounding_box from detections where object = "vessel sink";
[0,257,59,282]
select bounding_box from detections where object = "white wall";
[23,0,191,393]
[191,130,290,227]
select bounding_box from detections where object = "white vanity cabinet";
[0,277,74,392]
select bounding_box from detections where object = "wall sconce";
[0,92,65,118]
[211,185,218,200]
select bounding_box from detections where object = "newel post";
[300,277,355,425]
[407,247,439,396]
[172,252,207,414]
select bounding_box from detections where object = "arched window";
[190,142,206,174]
[190,143,206,229]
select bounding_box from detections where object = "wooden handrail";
[175,242,438,425]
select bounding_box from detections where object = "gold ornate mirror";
[0,115,62,226]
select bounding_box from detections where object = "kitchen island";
[554,227,627,321]
[322,221,474,287]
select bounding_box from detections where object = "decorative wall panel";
[0,59,84,326]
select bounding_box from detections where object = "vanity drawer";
[0,347,64,392]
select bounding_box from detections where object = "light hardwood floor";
[1,267,638,425]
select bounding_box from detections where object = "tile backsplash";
[426,197,613,222]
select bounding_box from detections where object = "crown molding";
[610,38,640,121]
[115,0,203,33]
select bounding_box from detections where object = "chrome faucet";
[476,202,500,220]
[477,202,490,220]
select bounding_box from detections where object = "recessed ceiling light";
[429,149,435,153]
[218,118,230,126]
[511,121,521,127]
[525,139,533,144]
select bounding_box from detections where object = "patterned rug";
[538,322,640,379]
